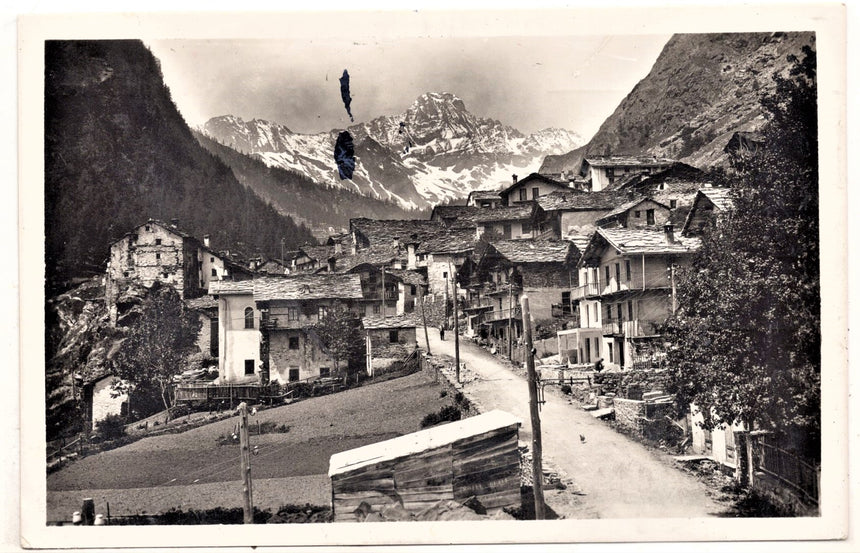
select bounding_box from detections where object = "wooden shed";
[328,410,522,522]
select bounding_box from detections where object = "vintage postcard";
[17,4,848,551]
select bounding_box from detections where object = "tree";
[665,46,820,460]
[312,303,365,381]
[110,283,202,420]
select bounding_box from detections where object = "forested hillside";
[44,40,316,294]
[193,132,426,230]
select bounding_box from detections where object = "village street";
[425,327,725,519]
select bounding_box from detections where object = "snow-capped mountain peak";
[200,92,583,209]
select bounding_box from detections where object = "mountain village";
[41,32,821,529]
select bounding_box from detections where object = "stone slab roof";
[253,274,363,301]
[472,203,536,223]
[186,296,219,311]
[537,190,630,212]
[583,155,676,168]
[590,228,701,257]
[209,280,254,295]
[488,239,573,264]
[350,218,444,244]
[385,269,427,286]
[361,312,423,330]
[700,187,734,211]
[596,197,671,223]
[415,229,478,255]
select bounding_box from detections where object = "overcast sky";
[147,34,670,138]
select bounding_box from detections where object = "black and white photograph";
[14,4,850,551]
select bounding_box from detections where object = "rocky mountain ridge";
[539,32,816,176]
[201,92,583,210]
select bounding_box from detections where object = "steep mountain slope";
[539,32,815,175]
[201,92,583,209]
[45,40,316,293]
[193,132,427,231]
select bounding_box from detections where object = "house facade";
[535,191,628,239]
[498,173,571,206]
[574,226,700,370]
[579,156,676,192]
[363,313,421,376]
[473,203,539,241]
[596,197,672,229]
[209,274,364,385]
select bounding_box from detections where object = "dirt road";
[427,329,724,518]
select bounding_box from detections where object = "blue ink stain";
[334,131,355,180]
[339,69,354,122]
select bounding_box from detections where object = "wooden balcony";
[623,319,663,337]
[602,320,622,336]
[482,306,522,323]
[571,282,601,300]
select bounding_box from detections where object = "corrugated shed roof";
[362,312,423,330]
[537,190,629,211]
[583,155,676,167]
[472,203,536,223]
[593,228,701,255]
[489,239,573,264]
[253,274,363,301]
[328,410,522,477]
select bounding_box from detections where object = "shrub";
[560,385,572,395]
[439,390,448,398]
[420,405,462,428]
[96,413,126,441]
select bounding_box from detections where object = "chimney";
[203,234,211,248]
[170,218,179,228]
[664,223,675,244]
[512,174,518,184]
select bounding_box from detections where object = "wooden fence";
[753,434,820,505]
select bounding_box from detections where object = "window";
[628,300,634,320]
[615,263,620,286]
[287,307,299,321]
[604,265,610,286]
[288,336,299,350]
[625,260,631,281]
[443,271,448,279]
[373,304,381,314]
[210,256,215,262]
[156,252,161,261]
[593,303,598,323]
[410,285,417,295]
[522,221,532,234]
[210,318,218,357]
[145,225,150,231]
[617,303,623,321]
[519,188,527,201]
[244,307,254,329]
[288,368,300,382]
[318,305,328,319]
[163,272,169,278]
[670,199,677,209]
[584,338,591,362]
[608,343,614,363]
[634,210,641,218]
[155,238,162,245]
[211,268,217,277]
[646,209,655,225]
[244,359,255,375]
[319,367,331,378]
[532,187,539,200]
[389,330,399,343]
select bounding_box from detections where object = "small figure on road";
[594,357,604,372]
[439,326,445,341]
[580,434,587,444]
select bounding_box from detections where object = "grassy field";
[47,368,453,521]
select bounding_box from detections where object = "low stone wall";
[752,471,819,516]
[613,398,645,431]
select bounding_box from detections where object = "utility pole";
[507,267,514,359]
[449,259,460,384]
[520,295,546,520]
[381,266,386,318]
[418,285,431,354]
[669,263,677,315]
[237,402,254,524]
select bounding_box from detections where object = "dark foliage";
[94,413,126,440]
[665,46,820,460]
[44,40,316,294]
[419,405,462,428]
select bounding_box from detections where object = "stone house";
[105,219,250,323]
[535,190,629,239]
[574,226,700,370]
[429,205,481,230]
[681,187,734,236]
[498,172,571,206]
[209,274,364,385]
[473,203,540,241]
[595,197,672,229]
[464,239,577,354]
[466,189,503,209]
[578,155,676,192]
[362,313,421,376]
[412,229,477,300]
